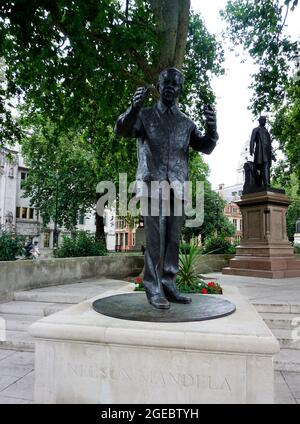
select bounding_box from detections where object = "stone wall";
[0,255,144,302]
[195,254,234,274]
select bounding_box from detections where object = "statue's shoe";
[147,293,170,309]
[163,284,192,304]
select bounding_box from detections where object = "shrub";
[179,279,223,294]
[53,231,107,258]
[201,235,237,255]
[177,244,202,289]
[179,242,192,255]
[295,244,300,254]
[0,228,25,261]
[133,245,223,295]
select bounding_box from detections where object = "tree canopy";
[222,0,300,232]
[0,1,226,238]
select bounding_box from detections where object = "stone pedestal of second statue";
[223,190,300,278]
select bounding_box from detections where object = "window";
[20,172,28,189]
[233,218,237,229]
[232,191,237,197]
[232,207,237,214]
[16,207,20,219]
[44,232,50,248]
[22,207,28,219]
[29,208,34,220]
[125,233,128,246]
[240,220,243,231]
[132,232,135,246]
[238,190,243,196]
[78,215,84,225]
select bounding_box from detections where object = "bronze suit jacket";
[115,100,218,199]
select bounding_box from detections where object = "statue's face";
[158,69,183,105]
[259,116,267,126]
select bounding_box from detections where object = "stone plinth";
[294,233,300,247]
[29,289,279,404]
[223,190,300,278]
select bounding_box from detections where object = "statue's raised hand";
[204,105,217,131]
[132,87,149,110]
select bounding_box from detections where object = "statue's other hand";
[132,87,148,109]
[204,105,217,130]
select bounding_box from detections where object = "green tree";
[221,0,300,216]
[273,169,300,241]
[182,153,236,243]
[221,0,299,115]
[0,1,224,237]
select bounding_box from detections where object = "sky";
[190,0,300,189]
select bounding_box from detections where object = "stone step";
[253,302,300,314]
[0,330,35,351]
[274,349,300,372]
[0,314,41,332]
[43,303,71,316]
[271,329,300,350]
[0,301,70,317]
[223,267,300,278]
[260,312,300,330]
[14,291,83,304]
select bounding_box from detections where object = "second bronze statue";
[115,68,218,309]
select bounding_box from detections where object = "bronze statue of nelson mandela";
[115,68,218,309]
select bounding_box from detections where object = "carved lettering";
[67,363,232,391]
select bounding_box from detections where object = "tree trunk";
[149,0,190,73]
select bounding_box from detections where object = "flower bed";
[134,277,223,295]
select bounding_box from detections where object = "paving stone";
[274,371,296,404]
[0,350,15,361]
[261,313,300,330]
[0,364,33,378]
[274,349,300,372]
[0,375,20,392]
[0,330,35,351]
[0,395,33,404]
[1,351,34,367]
[1,314,41,332]
[253,303,291,314]
[271,329,300,349]
[282,371,300,399]
[0,301,51,316]
[0,371,34,401]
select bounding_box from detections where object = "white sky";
[191,0,300,189]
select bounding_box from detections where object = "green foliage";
[201,235,237,255]
[178,279,223,295]
[272,171,300,241]
[53,231,107,258]
[221,0,299,115]
[182,153,236,242]
[271,83,300,184]
[177,244,202,289]
[179,241,193,255]
[295,244,300,254]
[134,245,223,294]
[181,12,224,124]
[0,227,25,261]
[0,2,224,233]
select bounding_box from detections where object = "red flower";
[201,288,207,294]
[208,282,215,287]
[136,277,142,284]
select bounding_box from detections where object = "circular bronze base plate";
[92,293,236,323]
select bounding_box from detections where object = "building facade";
[0,145,138,251]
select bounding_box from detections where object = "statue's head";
[157,68,184,105]
[258,116,267,126]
